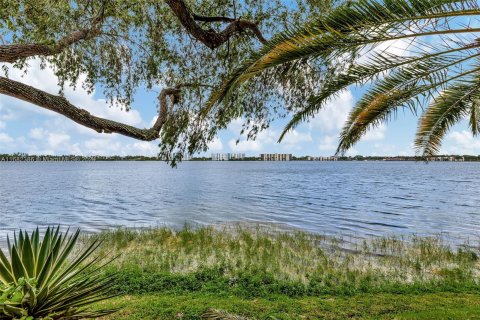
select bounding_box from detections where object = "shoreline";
[2,220,478,250]
[83,224,480,319]
[84,223,480,286]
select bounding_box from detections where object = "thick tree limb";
[191,14,237,23]
[165,0,267,50]
[0,29,101,63]
[0,0,266,141]
[0,3,106,63]
[0,76,180,141]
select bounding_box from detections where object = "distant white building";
[430,156,465,162]
[307,156,338,161]
[211,153,245,161]
[260,153,292,161]
[211,153,228,161]
[231,153,245,160]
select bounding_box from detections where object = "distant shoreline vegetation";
[0,153,476,162]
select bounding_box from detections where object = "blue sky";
[0,56,477,157]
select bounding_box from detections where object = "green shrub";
[0,227,118,319]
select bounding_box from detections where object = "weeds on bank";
[82,224,480,297]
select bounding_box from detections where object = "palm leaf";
[469,98,480,135]
[337,57,480,154]
[205,0,480,155]
[415,80,480,156]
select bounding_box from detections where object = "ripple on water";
[0,161,479,246]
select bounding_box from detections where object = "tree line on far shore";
[1,153,476,162]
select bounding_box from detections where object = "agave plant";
[206,0,480,157]
[0,227,118,319]
[202,308,250,320]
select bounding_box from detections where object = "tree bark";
[165,0,267,50]
[0,0,266,141]
[0,29,101,63]
[0,76,179,141]
[0,2,105,63]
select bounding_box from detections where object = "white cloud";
[47,133,70,148]
[307,89,388,155]
[363,124,386,141]
[0,104,15,130]
[208,137,223,152]
[318,135,337,151]
[4,126,160,156]
[65,143,83,155]
[281,130,312,145]
[442,130,480,154]
[226,119,279,153]
[81,136,159,156]
[233,128,278,153]
[226,118,244,135]
[28,127,71,149]
[318,135,362,156]
[364,142,412,157]
[130,141,158,155]
[228,139,262,153]
[29,128,47,140]
[223,91,352,155]
[309,89,354,133]
[84,138,122,155]
[0,133,13,144]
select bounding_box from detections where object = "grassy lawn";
[97,292,480,319]
[82,224,480,319]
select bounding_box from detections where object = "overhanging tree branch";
[0,2,106,63]
[0,30,100,63]
[165,0,267,50]
[0,76,181,141]
[0,0,271,147]
[191,14,237,23]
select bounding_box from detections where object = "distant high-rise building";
[260,153,292,161]
[211,153,228,161]
[231,153,245,160]
[307,156,338,161]
[211,153,245,161]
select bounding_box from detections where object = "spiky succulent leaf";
[202,308,250,320]
[0,227,118,319]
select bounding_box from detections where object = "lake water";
[1,161,479,244]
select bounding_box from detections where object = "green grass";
[95,293,480,319]
[81,224,480,319]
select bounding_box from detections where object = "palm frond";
[278,44,480,141]
[415,79,480,156]
[469,96,480,135]
[337,54,480,154]
[205,0,480,155]
[205,0,480,112]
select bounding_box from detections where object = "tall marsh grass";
[82,224,480,296]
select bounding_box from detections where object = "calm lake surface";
[1,161,479,244]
